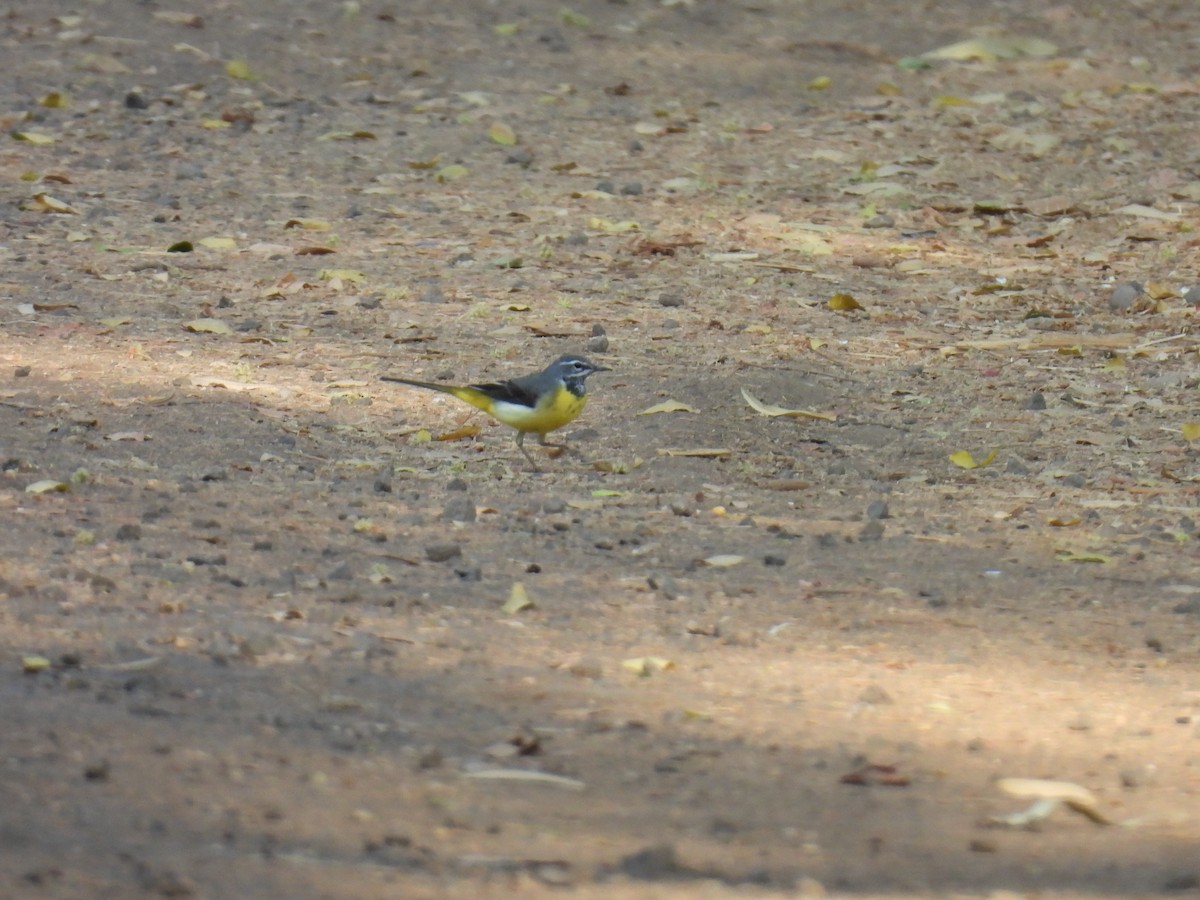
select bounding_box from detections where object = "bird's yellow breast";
[490,387,585,435]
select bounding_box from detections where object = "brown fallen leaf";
[656,448,732,458]
[840,763,910,787]
[434,424,482,442]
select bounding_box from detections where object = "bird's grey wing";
[470,374,541,409]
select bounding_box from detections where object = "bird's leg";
[515,431,541,471]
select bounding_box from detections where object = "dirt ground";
[3,1,1200,897]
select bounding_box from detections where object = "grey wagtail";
[382,354,610,468]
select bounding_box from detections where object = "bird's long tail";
[381,377,493,414]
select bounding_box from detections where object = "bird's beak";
[592,363,612,372]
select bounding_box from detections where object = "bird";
[382,354,610,468]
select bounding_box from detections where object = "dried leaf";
[22,656,53,673]
[317,268,366,283]
[1057,550,1112,564]
[622,657,675,675]
[948,449,996,469]
[828,292,864,311]
[488,121,517,145]
[1047,515,1081,527]
[11,131,56,144]
[741,388,836,421]
[435,164,469,183]
[434,424,481,442]
[502,582,535,614]
[656,448,732,458]
[588,217,640,233]
[284,217,332,231]
[197,236,236,249]
[1182,423,1200,442]
[25,480,70,494]
[638,399,697,415]
[153,11,204,26]
[1113,204,1180,221]
[701,554,745,568]
[183,318,232,334]
[26,193,78,214]
[922,35,1057,62]
[39,92,68,109]
[224,59,257,80]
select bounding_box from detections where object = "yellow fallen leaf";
[494,22,520,36]
[828,292,863,311]
[1183,423,1200,442]
[26,193,78,214]
[23,656,53,673]
[11,131,56,144]
[502,582,535,614]
[25,480,70,494]
[198,236,237,249]
[922,36,1057,62]
[317,269,366,283]
[1057,551,1112,564]
[435,164,469,183]
[949,449,997,469]
[183,318,232,334]
[702,554,745,568]
[741,388,836,421]
[622,657,675,675]
[39,92,68,109]
[805,75,831,90]
[488,121,517,145]
[224,59,257,80]
[1047,515,1081,527]
[588,217,640,233]
[638,399,697,415]
[200,118,231,129]
[590,489,621,497]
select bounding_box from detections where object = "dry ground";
[2,1,1200,897]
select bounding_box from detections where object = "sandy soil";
[2,1,1199,897]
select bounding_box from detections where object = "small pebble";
[658,292,685,308]
[568,658,603,679]
[858,684,893,705]
[441,495,476,522]
[647,574,678,599]
[595,180,616,194]
[763,554,786,567]
[1026,391,1047,410]
[505,147,533,166]
[124,91,149,110]
[542,497,567,514]
[1108,281,1143,311]
[620,182,643,196]
[858,520,885,542]
[1184,285,1200,305]
[115,523,142,541]
[862,213,895,229]
[14,366,30,378]
[585,333,609,353]
[668,500,692,517]
[425,543,462,562]
[866,500,890,520]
